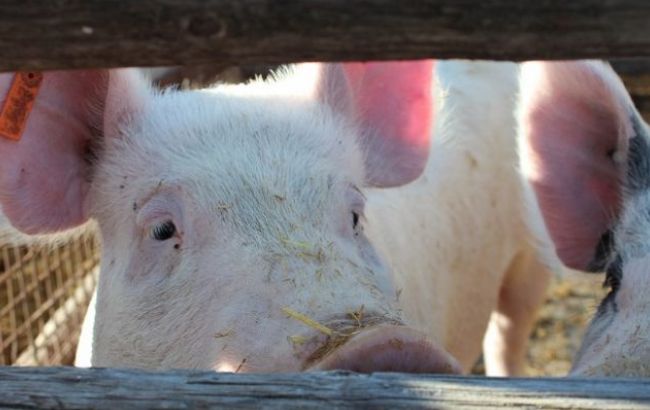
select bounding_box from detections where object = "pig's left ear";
[317,61,434,187]
[0,69,147,234]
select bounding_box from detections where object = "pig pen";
[1,58,648,374]
[2,2,650,407]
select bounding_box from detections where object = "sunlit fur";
[518,60,650,377]
[72,62,552,374]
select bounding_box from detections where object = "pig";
[518,60,650,377]
[0,60,551,375]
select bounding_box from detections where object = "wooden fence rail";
[612,58,650,119]
[0,1,649,72]
[1,367,650,409]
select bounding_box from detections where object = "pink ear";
[0,69,144,234]
[519,61,635,270]
[318,60,434,187]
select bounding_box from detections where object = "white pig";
[518,60,650,377]
[0,61,550,375]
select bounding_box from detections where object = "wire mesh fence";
[0,232,99,366]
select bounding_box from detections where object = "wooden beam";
[1,367,650,409]
[612,58,650,92]
[612,58,650,77]
[0,1,649,72]
[611,58,650,121]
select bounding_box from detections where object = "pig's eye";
[151,220,176,241]
[352,211,360,230]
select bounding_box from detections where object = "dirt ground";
[523,270,607,376]
[470,269,607,376]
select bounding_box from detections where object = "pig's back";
[364,61,533,369]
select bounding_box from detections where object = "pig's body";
[366,61,551,372]
[0,61,550,375]
[518,60,650,377]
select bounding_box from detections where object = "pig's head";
[0,62,460,373]
[519,60,650,377]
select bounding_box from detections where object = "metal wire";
[0,232,99,366]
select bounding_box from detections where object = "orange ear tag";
[0,72,44,141]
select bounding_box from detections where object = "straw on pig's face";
[89,78,404,372]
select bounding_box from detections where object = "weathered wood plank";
[612,58,650,77]
[1,367,649,409]
[611,58,650,121]
[612,58,650,92]
[0,1,649,72]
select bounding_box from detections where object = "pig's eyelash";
[352,211,360,230]
[151,220,177,241]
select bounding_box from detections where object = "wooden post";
[0,1,649,72]
[1,367,650,409]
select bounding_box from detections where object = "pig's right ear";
[518,61,635,270]
[316,61,434,188]
[0,69,147,234]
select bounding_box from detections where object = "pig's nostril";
[308,325,462,374]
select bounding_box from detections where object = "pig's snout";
[308,325,462,374]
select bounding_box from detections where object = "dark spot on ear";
[603,255,623,293]
[587,229,616,272]
[83,132,101,167]
[465,152,478,168]
[174,244,180,250]
[593,254,622,320]
[626,116,650,193]
[119,185,125,189]
[132,202,138,211]
[596,287,619,318]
